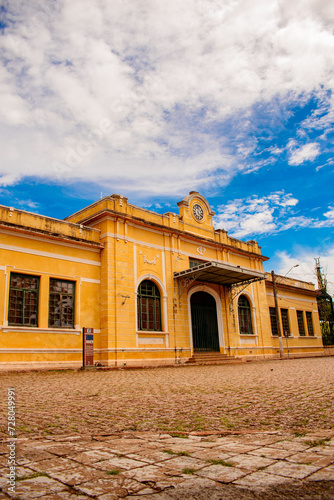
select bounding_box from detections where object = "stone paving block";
[185,440,219,449]
[48,463,107,486]
[122,464,180,483]
[125,450,176,464]
[75,476,149,497]
[49,435,92,442]
[98,488,156,500]
[0,444,12,455]
[237,434,282,446]
[70,449,116,465]
[188,448,233,461]
[77,441,111,450]
[99,443,144,455]
[267,440,310,452]
[248,446,295,460]
[196,464,248,483]
[233,470,292,490]
[216,443,261,454]
[39,443,87,457]
[157,444,205,454]
[307,465,334,481]
[6,476,67,499]
[304,445,334,455]
[0,475,10,489]
[0,493,13,500]
[16,448,56,463]
[286,451,334,466]
[36,492,90,499]
[92,456,149,471]
[159,455,207,472]
[264,461,321,479]
[228,453,276,470]
[28,456,83,473]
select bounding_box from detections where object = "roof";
[174,261,266,286]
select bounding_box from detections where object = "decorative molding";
[0,243,101,266]
[1,327,81,335]
[197,246,205,255]
[144,255,156,265]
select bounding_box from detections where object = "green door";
[191,292,220,351]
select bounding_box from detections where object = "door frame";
[187,285,225,355]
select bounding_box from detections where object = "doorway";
[190,291,220,351]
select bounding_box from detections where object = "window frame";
[280,308,290,337]
[48,278,75,329]
[137,280,162,332]
[238,295,253,335]
[8,273,40,327]
[306,311,315,336]
[297,310,306,336]
[269,307,278,336]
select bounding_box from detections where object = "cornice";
[0,221,104,250]
[77,208,269,261]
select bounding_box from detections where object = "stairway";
[186,351,240,365]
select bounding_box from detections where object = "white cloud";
[288,141,320,166]
[273,247,334,296]
[0,0,334,190]
[215,193,334,238]
[214,191,300,238]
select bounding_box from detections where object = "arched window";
[137,280,161,331]
[238,295,253,335]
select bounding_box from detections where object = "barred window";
[306,312,314,336]
[49,279,75,328]
[238,295,253,335]
[280,309,290,336]
[189,258,207,268]
[8,273,39,326]
[137,280,161,331]
[269,307,278,336]
[297,310,305,336]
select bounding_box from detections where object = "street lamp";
[285,264,299,276]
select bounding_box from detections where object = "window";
[49,279,75,328]
[238,295,253,335]
[280,309,290,336]
[297,310,305,336]
[189,258,207,268]
[269,307,278,336]
[8,273,39,326]
[306,312,314,336]
[137,280,161,331]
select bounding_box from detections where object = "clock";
[192,203,204,221]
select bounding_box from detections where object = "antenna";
[315,257,327,291]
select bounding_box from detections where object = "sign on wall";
[83,328,94,367]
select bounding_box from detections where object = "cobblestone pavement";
[0,357,333,498]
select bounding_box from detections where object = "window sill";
[137,331,167,335]
[1,326,80,335]
[239,334,258,337]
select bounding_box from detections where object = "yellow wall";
[0,193,323,368]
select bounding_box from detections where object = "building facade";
[0,192,323,369]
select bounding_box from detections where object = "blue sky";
[0,0,333,293]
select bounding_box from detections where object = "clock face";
[192,203,204,221]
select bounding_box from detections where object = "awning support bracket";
[177,272,202,308]
[230,277,266,304]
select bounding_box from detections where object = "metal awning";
[174,261,266,286]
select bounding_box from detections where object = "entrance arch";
[190,291,220,351]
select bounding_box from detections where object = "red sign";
[83,328,94,367]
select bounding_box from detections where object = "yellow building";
[0,192,323,369]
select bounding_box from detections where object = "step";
[186,352,239,365]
